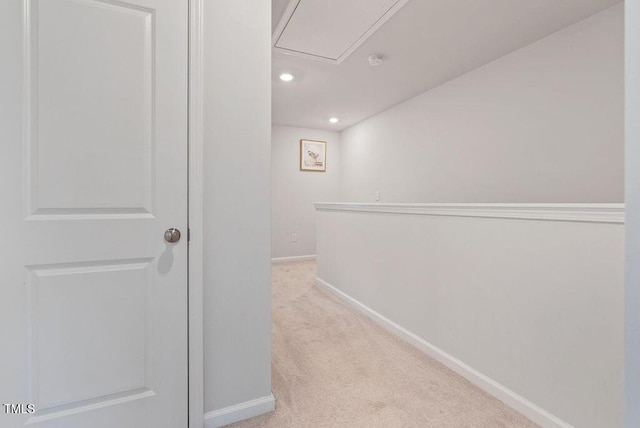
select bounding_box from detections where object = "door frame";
[188,0,204,426]
[626,1,640,426]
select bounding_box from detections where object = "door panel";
[32,0,155,215]
[0,0,188,427]
[30,260,149,409]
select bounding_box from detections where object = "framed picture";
[300,139,327,172]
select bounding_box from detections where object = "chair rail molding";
[314,202,624,224]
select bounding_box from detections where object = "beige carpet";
[226,260,538,428]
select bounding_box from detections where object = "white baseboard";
[315,276,573,428]
[204,394,275,428]
[271,254,316,263]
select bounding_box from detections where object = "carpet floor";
[226,260,538,428]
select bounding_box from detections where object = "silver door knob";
[164,228,181,243]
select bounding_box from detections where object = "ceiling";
[272,0,622,131]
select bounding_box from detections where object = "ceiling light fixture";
[279,73,294,82]
[329,118,339,123]
[368,55,384,66]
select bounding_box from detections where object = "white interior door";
[0,0,188,427]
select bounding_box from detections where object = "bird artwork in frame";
[300,139,327,172]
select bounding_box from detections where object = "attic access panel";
[273,0,408,64]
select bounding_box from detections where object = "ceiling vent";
[272,0,408,64]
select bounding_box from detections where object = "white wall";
[316,204,624,428]
[625,0,640,426]
[203,0,272,421]
[340,4,623,203]
[271,126,341,259]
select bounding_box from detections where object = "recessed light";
[279,73,294,82]
[329,117,339,123]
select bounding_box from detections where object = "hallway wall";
[203,0,272,423]
[339,4,624,203]
[311,5,626,427]
[271,126,341,259]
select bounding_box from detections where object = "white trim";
[272,47,338,65]
[203,394,275,428]
[271,0,299,46]
[314,202,624,224]
[188,0,204,426]
[626,1,640,426]
[271,254,316,263]
[315,276,574,428]
[26,388,155,425]
[272,0,409,65]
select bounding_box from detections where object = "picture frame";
[300,139,327,172]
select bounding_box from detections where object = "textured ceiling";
[272,0,622,131]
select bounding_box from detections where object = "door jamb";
[188,0,204,426]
